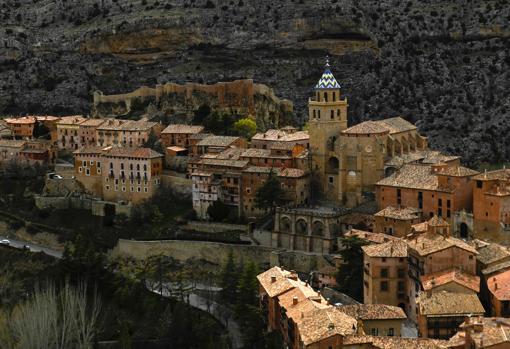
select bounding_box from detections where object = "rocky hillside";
[0,0,508,164]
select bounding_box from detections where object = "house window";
[371,328,378,336]
[105,185,110,190]
[330,110,334,119]
[97,168,101,174]
[447,200,451,208]
[122,187,126,192]
[398,281,405,291]
[144,188,148,193]
[329,177,333,184]
[78,167,82,173]
[438,198,442,207]
[398,269,405,278]
[381,268,388,278]
[388,328,394,336]
[82,160,86,167]
[380,281,388,291]
[86,169,90,176]
[476,180,482,188]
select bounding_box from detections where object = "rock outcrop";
[92,79,293,129]
[0,0,509,164]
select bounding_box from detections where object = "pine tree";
[219,250,238,303]
[336,236,369,301]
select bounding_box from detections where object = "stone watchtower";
[308,59,348,201]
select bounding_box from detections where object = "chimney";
[271,276,277,283]
[293,296,298,305]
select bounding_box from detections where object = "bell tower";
[308,58,349,201]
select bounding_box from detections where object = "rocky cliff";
[0,0,508,164]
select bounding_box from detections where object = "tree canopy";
[336,236,369,301]
[254,169,285,212]
[233,118,257,140]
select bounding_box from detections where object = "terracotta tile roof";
[447,317,510,348]
[73,146,104,155]
[420,268,480,293]
[57,116,87,125]
[252,129,309,142]
[375,117,417,134]
[97,119,131,130]
[285,298,330,324]
[243,166,278,174]
[167,146,187,152]
[471,240,510,267]
[161,124,204,134]
[411,221,429,233]
[385,150,459,168]
[120,120,159,131]
[377,164,440,191]
[406,232,478,256]
[190,133,213,140]
[337,304,406,321]
[79,118,106,127]
[374,206,420,220]
[427,215,449,227]
[0,139,26,148]
[487,269,510,301]
[344,229,400,244]
[256,266,301,298]
[279,168,306,178]
[241,148,272,158]
[344,335,448,349]
[5,116,37,124]
[101,146,163,159]
[199,158,249,169]
[482,260,510,276]
[298,307,357,346]
[197,135,242,147]
[212,147,244,160]
[270,141,298,151]
[434,165,479,177]
[417,291,485,316]
[362,240,408,258]
[473,168,510,181]
[342,121,390,135]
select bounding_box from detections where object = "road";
[0,235,63,259]
[148,281,243,349]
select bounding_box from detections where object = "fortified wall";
[113,239,334,274]
[93,80,293,129]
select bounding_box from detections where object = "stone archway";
[280,216,291,233]
[312,221,324,236]
[460,222,469,239]
[296,219,308,235]
[327,156,339,173]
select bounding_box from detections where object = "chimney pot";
[293,296,298,305]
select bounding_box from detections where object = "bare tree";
[7,280,101,349]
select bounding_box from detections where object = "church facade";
[308,61,428,207]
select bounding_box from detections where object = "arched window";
[318,110,321,119]
[328,156,339,172]
[330,110,334,119]
[324,92,328,102]
[333,92,336,101]
[337,109,340,117]
[313,110,316,118]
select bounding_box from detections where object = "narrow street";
[149,281,243,349]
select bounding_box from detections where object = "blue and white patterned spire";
[314,57,341,90]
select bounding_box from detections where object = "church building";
[308,60,428,207]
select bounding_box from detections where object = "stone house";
[57,116,87,150]
[416,291,484,339]
[160,124,205,150]
[337,304,407,337]
[74,146,163,204]
[362,240,408,309]
[375,163,479,227]
[373,206,421,238]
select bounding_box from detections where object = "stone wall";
[113,239,337,274]
[34,195,132,217]
[183,221,247,234]
[161,174,192,197]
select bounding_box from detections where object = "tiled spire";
[314,56,341,90]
